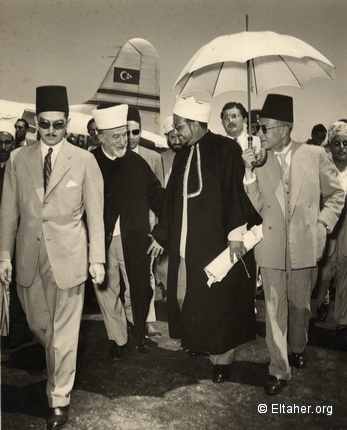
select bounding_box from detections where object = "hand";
[228,240,247,264]
[147,236,164,258]
[242,148,257,169]
[89,263,105,285]
[0,260,12,287]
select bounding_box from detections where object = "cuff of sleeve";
[243,173,256,184]
[228,223,248,241]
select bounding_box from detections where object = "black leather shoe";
[317,302,329,322]
[290,350,307,368]
[264,376,287,395]
[212,364,231,383]
[47,406,69,430]
[109,341,124,360]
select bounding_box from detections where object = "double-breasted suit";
[0,139,105,407]
[245,141,344,379]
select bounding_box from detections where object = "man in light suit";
[242,94,344,395]
[127,107,163,339]
[0,86,105,429]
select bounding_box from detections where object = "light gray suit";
[245,141,344,379]
[0,139,105,407]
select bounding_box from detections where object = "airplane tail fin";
[85,38,160,134]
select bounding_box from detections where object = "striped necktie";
[44,147,53,192]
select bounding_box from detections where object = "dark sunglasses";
[38,120,67,130]
[127,129,140,136]
[333,140,347,148]
[255,124,284,135]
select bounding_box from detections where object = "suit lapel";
[45,140,72,198]
[289,142,306,218]
[264,151,286,215]
[26,143,45,203]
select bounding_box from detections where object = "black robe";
[92,147,164,343]
[152,131,262,354]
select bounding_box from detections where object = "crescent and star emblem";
[120,71,132,81]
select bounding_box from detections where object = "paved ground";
[1,288,347,430]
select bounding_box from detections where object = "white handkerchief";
[66,180,78,188]
[204,224,263,287]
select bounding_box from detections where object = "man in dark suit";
[91,104,164,357]
[0,86,105,429]
[242,94,344,395]
[14,117,36,148]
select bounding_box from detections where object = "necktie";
[278,153,289,192]
[278,153,289,178]
[44,147,53,192]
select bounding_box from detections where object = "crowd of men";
[0,85,346,430]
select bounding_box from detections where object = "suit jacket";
[138,145,164,186]
[0,139,105,289]
[244,141,345,270]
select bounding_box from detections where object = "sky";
[0,0,346,140]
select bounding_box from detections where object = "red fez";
[260,94,293,123]
[36,86,69,116]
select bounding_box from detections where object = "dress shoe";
[212,364,231,383]
[316,301,329,322]
[290,350,307,368]
[264,376,287,395]
[109,341,124,360]
[47,406,69,430]
[145,322,162,339]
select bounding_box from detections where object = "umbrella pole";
[246,14,253,149]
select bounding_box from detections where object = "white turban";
[92,104,128,130]
[164,116,174,134]
[173,95,211,123]
[327,120,347,143]
[0,120,15,139]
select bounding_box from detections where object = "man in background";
[315,120,347,350]
[220,102,261,153]
[14,118,36,148]
[127,107,163,339]
[306,123,327,146]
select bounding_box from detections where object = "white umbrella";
[173,28,334,165]
[173,31,335,97]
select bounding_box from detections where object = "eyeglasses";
[88,129,98,136]
[127,129,141,136]
[172,123,187,132]
[333,140,347,148]
[255,124,284,134]
[15,125,25,131]
[222,114,242,121]
[37,119,67,130]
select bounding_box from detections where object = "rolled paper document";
[204,224,263,287]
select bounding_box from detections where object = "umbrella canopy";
[173,31,335,96]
